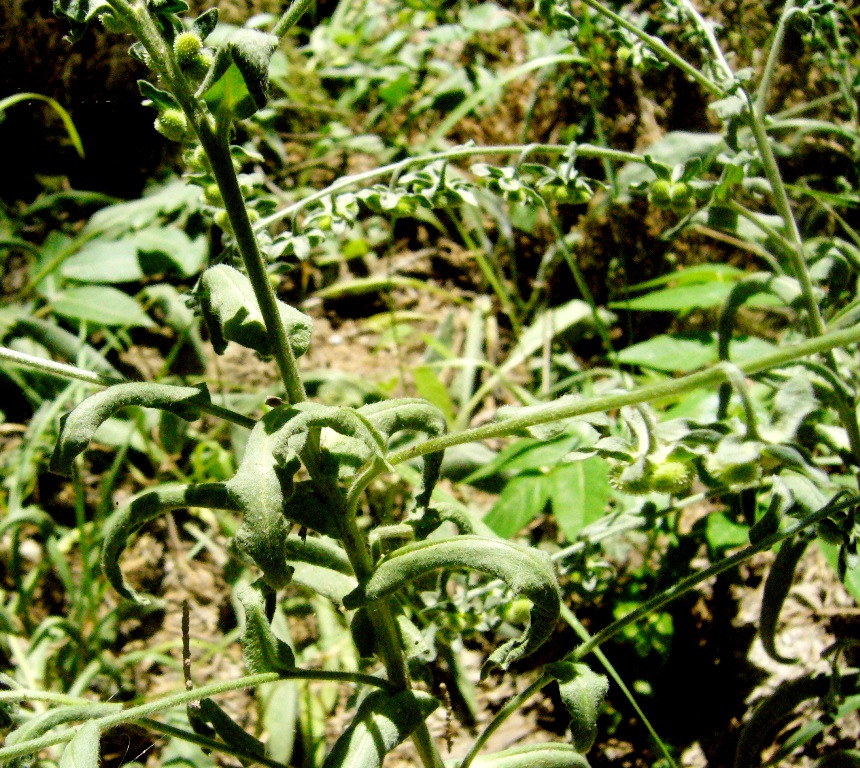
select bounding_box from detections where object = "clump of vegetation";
[0,0,859,766]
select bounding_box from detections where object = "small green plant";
[1,0,860,765]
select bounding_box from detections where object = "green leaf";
[343,535,560,672]
[6,704,120,748]
[51,382,211,476]
[50,286,155,327]
[546,661,609,753]
[0,93,84,157]
[102,483,237,603]
[193,8,219,38]
[760,535,811,664]
[59,722,100,768]
[197,265,312,359]
[237,579,296,674]
[411,365,455,425]
[484,473,549,538]
[138,80,179,110]
[618,334,715,372]
[203,30,278,119]
[547,458,610,541]
[320,689,438,768]
[467,743,590,768]
[611,281,737,311]
[61,228,207,283]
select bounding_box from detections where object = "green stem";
[572,495,852,660]
[388,322,860,464]
[0,670,394,763]
[272,0,316,38]
[0,345,257,430]
[577,0,727,97]
[257,143,646,229]
[755,0,797,112]
[458,675,550,768]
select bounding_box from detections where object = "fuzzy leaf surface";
[197,265,312,358]
[51,383,211,477]
[320,689,438,768]
[343,535,560,672]
[546,662,609,753]
[237,579,296,673]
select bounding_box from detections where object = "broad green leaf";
[51,286,155,327]
[59,722,100,768]
[197,264,312,358]
[61,228,207,283]
[611,281,737,311]
[484,472,549,538]
[343,535,560,672]
[546,661,609,753]
[618,334,715,372]
[204,30,278,119]
[411,364,455,425]
[320,689,438,768]
[547,458,610,541]
[705,513,749,551]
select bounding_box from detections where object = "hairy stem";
[388,322,860,464]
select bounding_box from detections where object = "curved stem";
[256,143,646,229]
[755,0,798,113]
[272,0,315,38]
[458,675,550,768]
[0,345,257,430]
[388,322,860,465]
[572,494,855,660]
[0,669,394,763]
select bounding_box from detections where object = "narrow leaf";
[59,722,100,768]
[51,286,155,327]
[760,534,811,664]
[237,579,296,673]
[51,382,211,476]
[468,743,591,768]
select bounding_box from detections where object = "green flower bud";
[706,456,761,486]
[188,145,212,173]
[213,210,233,233]
[174,31,203,66]
[203,183,223,206]
[607,462,653,495]
[154,109,188,142]
[650,180,693,211]
[649,460,694,495]
[186,50,214,81]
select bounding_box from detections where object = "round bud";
[154,109,188,142]
[203,183,223,206]
[315,214,333,231]
[247,210,260,223]
[188,145,212,172]
[706,456,761,486]
[213,210,233,233]
[394,197,418,217]
[650,460,694,495]
[607,462,653,495]
[649,179,674,208]
[186,50,214,81]
[174,31,203,66]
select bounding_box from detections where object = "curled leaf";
[343,536,560,673]
[202,29,278,118]
[359,398,446,508]
[197,265,312,359]
[467,743,591,768]
[103,483,236,603]
[546,662,609,753]
[760,534,811,664]
[237,579,296,673]
[350,607,377,658]
[51,382,211,476]
[320,689,438,768]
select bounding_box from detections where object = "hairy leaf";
[343,536,560,673]
[198,698,266,762]
[358,399,447,508]
[760,534,811,664]
[103,483,236,603]
[203,30,278,119]
[320,689,438,768]
[237,579,296,673]
[546,662,609,753]
[51,382,211,477]
[59,722,100,768]
[467,743,591,768]
[197,265,312,358]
